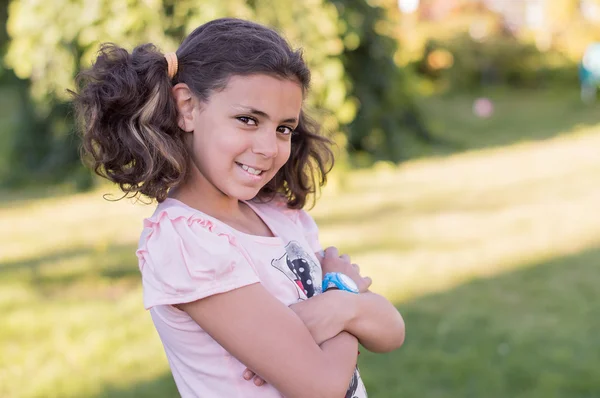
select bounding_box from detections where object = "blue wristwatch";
[322,272,359,294]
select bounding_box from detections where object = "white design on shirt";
[271,241,368,398]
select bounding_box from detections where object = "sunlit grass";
[2,90,600,397]
[359,246,600,398]
[314,128,600,302]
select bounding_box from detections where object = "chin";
[227,186,263,202]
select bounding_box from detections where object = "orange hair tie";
[164,52,178,80]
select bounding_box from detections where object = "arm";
[178,282,358,398]
[290,289,405,353]
[308,247,405,352]
[345,291,405,353]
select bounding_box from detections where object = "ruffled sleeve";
[136,205,260,310]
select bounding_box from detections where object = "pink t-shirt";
[136,197,368,398]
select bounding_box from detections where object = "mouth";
[235,162,266,176]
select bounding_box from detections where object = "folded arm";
[346,291,405,352]
[298,247,405,353]
[178,283,358,398]
[290,289,405,353]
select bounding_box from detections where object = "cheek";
[277,141,292,165]
[195,127,243,160]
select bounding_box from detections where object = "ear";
[171,83,198,132]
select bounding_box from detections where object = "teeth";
[240,163,262,175]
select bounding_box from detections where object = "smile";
[236,162,265,176]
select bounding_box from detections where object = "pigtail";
[71,43,187,202]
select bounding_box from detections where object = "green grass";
[404,88,600,159]
[359,248,600,398]
[2,88,600,397]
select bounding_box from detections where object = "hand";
[320,247,372,293]
[289,289,356,345]
[243,368,266,387]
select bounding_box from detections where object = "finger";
[358,276,373,293]
[243,369,255,380]
[352,263,360,273]
[254,377,266,386]
[340,254,351,263]
[316,250,325,261]
[324,246,338,258]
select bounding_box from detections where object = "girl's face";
[179,74,303,202]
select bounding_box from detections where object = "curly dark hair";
[71,18,334,208]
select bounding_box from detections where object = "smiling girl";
[72,18,404,398]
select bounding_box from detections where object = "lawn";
[1,89,600,397]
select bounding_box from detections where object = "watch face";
[339,274,358,291]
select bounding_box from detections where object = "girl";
[73,18,405,398]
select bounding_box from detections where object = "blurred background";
[2,0,600,397]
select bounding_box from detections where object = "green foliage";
[3,0,349,185]
[331,0,432,163]
[411,1,581,94]
[6,0,347,109]
[418,32,576,92]
[249,0,351,135]
[2,0,428,187]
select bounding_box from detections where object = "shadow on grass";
[93,372,178,398]
[0,246,93,274]
[416,89,600,160]
[0,243,140,296]
[0,186,80,210]
[358,245,600,398]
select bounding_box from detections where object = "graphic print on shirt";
[346,366,368,398]
[271,241,368,398]
[271,241,321,300]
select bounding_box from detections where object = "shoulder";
[136,199,258,309]
[138,198,238,258]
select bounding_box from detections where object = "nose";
[252,127,278,159]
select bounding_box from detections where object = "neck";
[168,165,247,221]
[171,185,244,220]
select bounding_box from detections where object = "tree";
[4,0,352,184]
[3,0,429,186]
[330,0,433,162]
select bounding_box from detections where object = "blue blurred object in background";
[579,43,600,103]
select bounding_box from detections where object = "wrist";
[324,289,360,331]
[322,272,360,294]
[344,291,365,334]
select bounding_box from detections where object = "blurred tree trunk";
[329,0,434,162]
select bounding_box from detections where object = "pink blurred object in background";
[473,97,494,118]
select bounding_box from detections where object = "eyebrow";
[233,105,298,125]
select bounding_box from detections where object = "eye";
[277,125,295,135]
[237,116,257,126]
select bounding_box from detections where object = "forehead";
[212,74,303,114]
